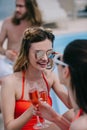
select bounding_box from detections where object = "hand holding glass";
[28,82,43,130]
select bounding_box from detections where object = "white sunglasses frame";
[53,54,68,67]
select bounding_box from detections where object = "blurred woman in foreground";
[37,39,87,130]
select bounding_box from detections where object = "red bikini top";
[20,71,50,100]
[14,71,52,130]
[69,109,83,130]
[73,108,83,121]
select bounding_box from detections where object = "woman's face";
[55,55,67,84]
[56,55,70,87]
[56,55,78,108]
[29,39,53,71]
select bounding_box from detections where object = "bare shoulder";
[43,69,59,88]
[45,69,60,83]
[1,72,21,90]
[43,69,56,79]
[2,16,12,28]
[3,17,12,24]
[70,115,87,130]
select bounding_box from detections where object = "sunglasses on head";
[53,54,68,67]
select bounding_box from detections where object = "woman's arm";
[51,72,72,109]
[36,101,70,130]
[1,77,34,130]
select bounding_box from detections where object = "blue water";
[0,0,14,20]
[54,32,87,53]
[51,32,87,114]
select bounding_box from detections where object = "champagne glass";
[40,91,47,102]
[39,91,50,128]
[28,82,43,129]
[38,79,50,128]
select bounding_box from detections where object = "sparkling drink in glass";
[28,82,43,129]
[39,91,50,128]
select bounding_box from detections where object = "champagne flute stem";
[36,116,41,124]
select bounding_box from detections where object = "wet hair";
[13,27,55,72]
[12,0,43,25]
[63,39,87,113]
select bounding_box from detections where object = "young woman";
[36,39,87,130]
[1,27,72,130]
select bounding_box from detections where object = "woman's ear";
[63,66,70,79]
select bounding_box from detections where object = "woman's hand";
[35,101,70,130]
[35,101,58,122]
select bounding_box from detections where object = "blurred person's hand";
[35,101,57,122]
[5,50,18,62]
[35,101,70,130]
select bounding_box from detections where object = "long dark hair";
[12,0,43,25]
[63,39,87,113]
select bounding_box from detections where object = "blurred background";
[0,0,87,29]
[0,0,14,20]
[0,0,87,129]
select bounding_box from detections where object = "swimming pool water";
[54,32,87,53]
